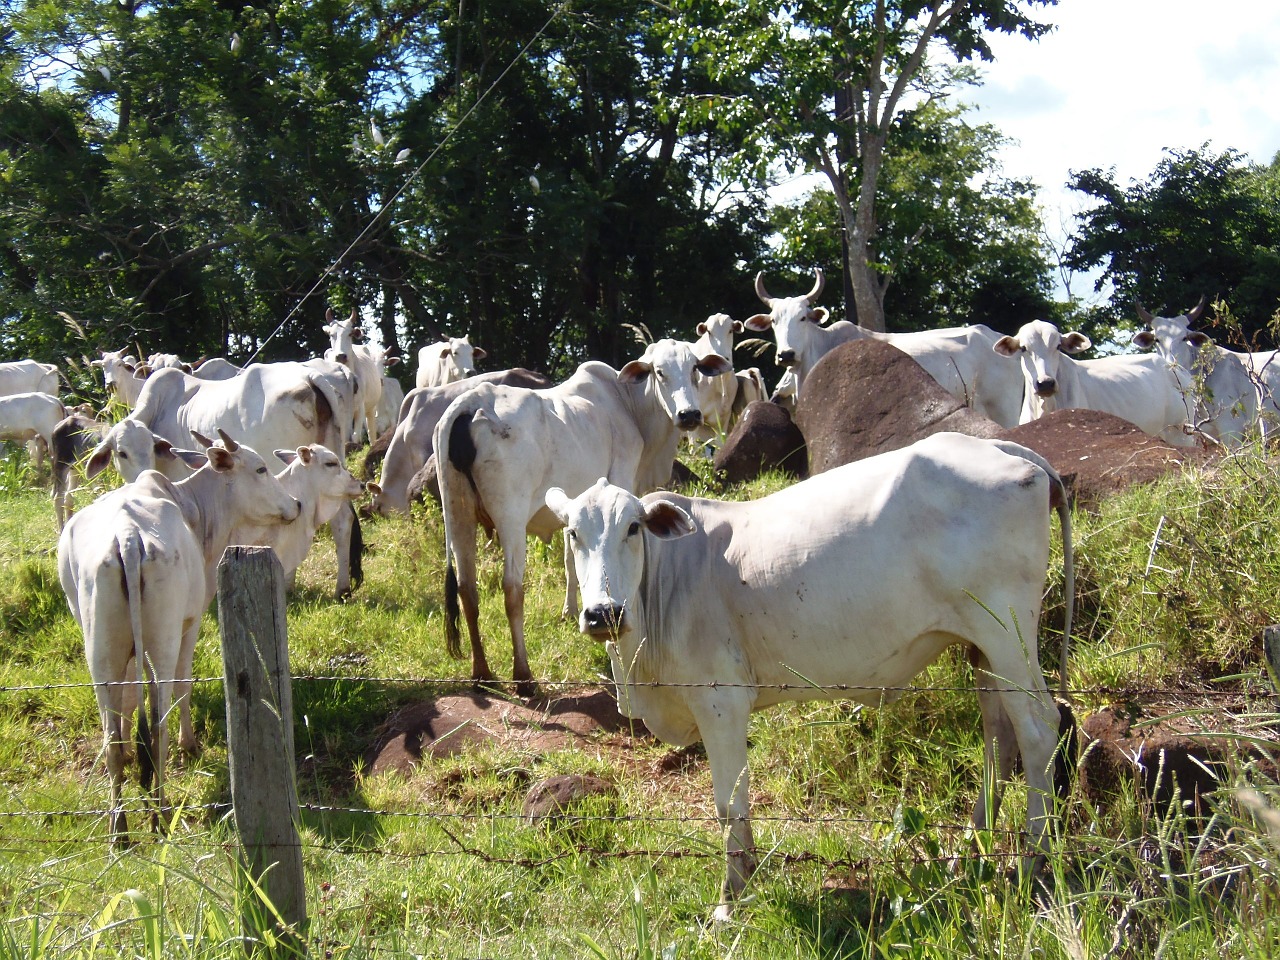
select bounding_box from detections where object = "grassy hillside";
[0,444,1278,958]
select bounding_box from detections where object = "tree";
[773,97,1054,334]
[663,0,1056,331]
[1066,145,1280,347]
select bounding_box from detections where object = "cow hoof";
[515,680,538,700]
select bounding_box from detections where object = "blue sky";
[966,0,1280,302]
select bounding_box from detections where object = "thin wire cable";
[245,1,572,362]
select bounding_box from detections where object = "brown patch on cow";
[367,688,649,776]
[795,340,1004,475]
[997,409,1216,508]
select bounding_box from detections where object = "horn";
[325,307,335,322]
[1134,300,1154,325]
[216,428,239,452]
[1187,294,1208,322]
[754,272,773,305]
[348,307,358,322]
[190,431,214,449]
[806,268,825,302]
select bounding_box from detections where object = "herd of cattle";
[2,271,1272,915]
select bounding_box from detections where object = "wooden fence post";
[218,546,307,953]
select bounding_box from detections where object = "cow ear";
[1132,331,1156,350]
[438,345,452,358]
[696,321,709,336]
[154,438,177,461]
[1060,332,1092,354]
[275,449,298,465]
[695,354,733,378]
[732,320,744,334]
[617,359,652,384]
[472,347,487,360]
[365,481,382,496]
[744,313,772,333]
[181,363,193,374]
[993,336,1022,357]
[545,486,572,523]
[1187,331,1212,348]
[201,447,232,472]
[86,441,113,479]
[298,445,314,464]
[643,499,695,540]
[808,307,830,326]
[384,356,401,367]
[133,364,152,379]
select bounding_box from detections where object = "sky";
[965,0,1280,302]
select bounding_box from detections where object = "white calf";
[0,392,67,471]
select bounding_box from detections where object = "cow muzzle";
[581,603,626,638]
[1033,377,1057,398]
[676,409,703,431]
[777,349,797,366]
[334,352,349,364]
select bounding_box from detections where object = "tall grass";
[0,445,1278,956]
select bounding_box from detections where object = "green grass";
[1,445,1279,957]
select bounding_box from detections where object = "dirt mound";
[997,409,1213,507]
[795,339,1003,474]
[368,688,646,776]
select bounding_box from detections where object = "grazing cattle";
[369,368,553,517]
[1131,299,1260,447]
[90,349,148,408]
[324,307,396,444]
[416,335,486,389]
[745,270,1023,427]
[0,391,67,471]
[228,443,366,589]
[58,431,301,845]
[994,320,1198,447]
[190,357,242,381]
[546,432,1074,918]
[51,414,106,529]
[126,359,363,597]
[436,340,732,695]
[377,374,406,436]
[0,359,59,398]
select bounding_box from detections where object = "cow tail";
[1053,478,1075,702]
[436,399,470,660]
[119,533,156,797]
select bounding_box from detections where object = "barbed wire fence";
[3,546,1279,936]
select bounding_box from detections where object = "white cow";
[126,359,363,597]
[85,418,188,485]
[416,335,486,389]
[58,432,301,844]
[323,307,395,444]
[0,359,59,398]
[435,340,732,695]
[689,314,743,444]
[229,443,366,588]
[377,374,406,436]
[0,392,67,471]
[1131,299,1260,447]
[190,357,243,381]
[90,349,148,409]
[369,369,553,517]
[993,320,1199,446]
[744,270,1024,427]
[546,431,1074,918]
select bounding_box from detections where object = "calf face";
[546,479,693,637]
[994,320,1091,405]
[618,338,732,432]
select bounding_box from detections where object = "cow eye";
[256,466,268,474]
[627,521,640,537]
[566,529,576,542]
[119,451,128,459]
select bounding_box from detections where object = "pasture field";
[0,444,1279,958]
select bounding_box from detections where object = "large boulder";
[997,408,1211,508]
[712,400,808,484]
[795,339,1004,475]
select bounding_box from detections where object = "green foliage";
[1066,145,1280,344]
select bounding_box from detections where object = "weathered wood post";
[218,546,307,953]
[1263,625,1280,699]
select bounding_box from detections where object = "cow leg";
[695,698,756,921]
[501,534,534,697]
[971,652,1019,834]
[174,620,201,755]
[329,505,354,598]
[979,649,1061,852]
[95,682,130,845]
[561,533,579,621]
[448,518,493,684]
